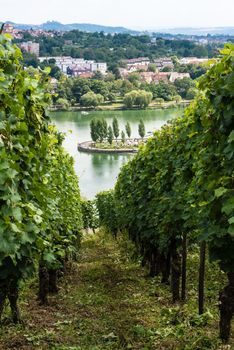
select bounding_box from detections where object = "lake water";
[51,108,183,199]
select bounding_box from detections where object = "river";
[51,108,183,199]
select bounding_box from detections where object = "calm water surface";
[51,108,183,198]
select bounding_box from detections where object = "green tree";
[22,51,39,68]
[81,200,98,233]
[121,131,126,144]
[186,87,197,100]
[123,90,138,108]
[90,118,99,142]
[174,77,196,99]
[135,90,153,108]
[125,122,131,138]
[148,63,157,72]
[123,90,152,108]
[96,119,105,142]
[112,117,120,141]
[138,119,145,139]
[80,91,104,107]
[71,78,91,102]
[107,126,114,145]
[56,97,70,110]
[102,119,108,139]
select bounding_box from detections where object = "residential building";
[39,56,107,76]
[179,57,209,65]
[153,57,174,70]
[169,72,190,82]
[154,72,171,82]
[90,62,107,74]
[122,57,151,67]
[19,41,40,56]
[67,66,93,78]
[2,23,22,39]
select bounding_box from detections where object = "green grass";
[0,231,233,350]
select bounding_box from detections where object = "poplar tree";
[138,119,145,139]
[112,117,119,141]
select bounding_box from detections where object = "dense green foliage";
[112,117,120,140]
[0,34,82,320]
[80,91,104,107]
[90,118,109,143]
[81,200,98,232]
[138,119,146,139]
[125,122,131,138]
[107,125,114,145]
[55,75,195,107]
[123,90,153,108]
[96,191,118,237]
[15,31,220,66]
[110,44,234,341]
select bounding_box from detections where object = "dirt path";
[0,232,229,350]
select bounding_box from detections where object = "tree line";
[15,30,220,67]
[54,74,196,110]
[90,117,145,145]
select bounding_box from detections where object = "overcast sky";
[1,0,234,29]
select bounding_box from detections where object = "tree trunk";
[0,280,20,323]
[141,247,149,267]
[198,241,206,314]
[161,252,171,285]
[171,245,181,302]
[181,233,187,301]
[0,284,7,323]
[149,252,155,277]
[38,264,49,304]
[8,281,20,323]
[219,272,234,342]
[149,249,158,277]
[48,269,58,294]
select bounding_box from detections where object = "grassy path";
[0,232,231,350]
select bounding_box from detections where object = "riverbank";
[49,100,190,112]
[78,140,141,154]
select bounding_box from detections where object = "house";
[39,56,107,76]
[90,62,107,75]
[128,64,148,73]
[139,72,155,83]
[19,41,40,57]
[122,57,151,67]
[179,57,209,65]
[153,72,171,82]
[119,68,129,78]
[153,57,174,70]
[2,23,22,39]
[67,66,93,77]
[169,72,190,83]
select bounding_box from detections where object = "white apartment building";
[90,62,107,74]
[38,56,107,75]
